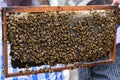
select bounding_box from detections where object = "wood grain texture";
[3,5,118,12]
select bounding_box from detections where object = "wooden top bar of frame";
[2,5,118,13]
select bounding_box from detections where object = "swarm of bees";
[6,10,117,69]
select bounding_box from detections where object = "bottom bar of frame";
[4,59,114,78]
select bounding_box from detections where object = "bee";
[6,9,117,69]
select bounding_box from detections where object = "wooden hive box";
[1,5,118,77]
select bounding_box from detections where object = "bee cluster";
[6,10,117,69]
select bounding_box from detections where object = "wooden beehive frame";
[1,5,118,77]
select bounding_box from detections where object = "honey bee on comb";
[6,9,117,69]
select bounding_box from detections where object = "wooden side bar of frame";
[2,8,9,77]
[2,5,118,77]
